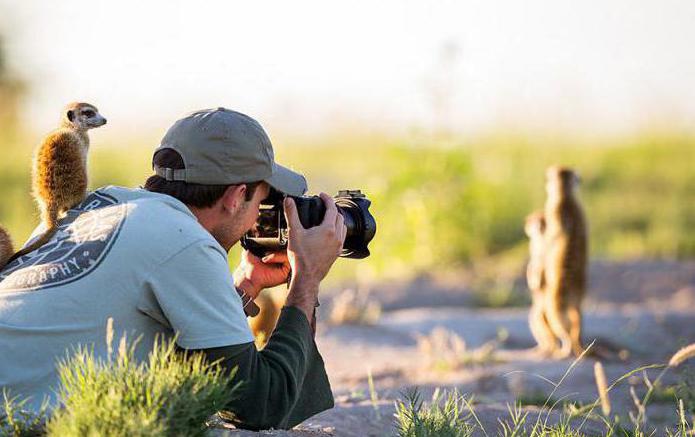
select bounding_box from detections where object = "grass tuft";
[329,287,382,325]
[416,327,503,372]
[0,391,47,437]
[394,388,477,437]
[46,335,236,437]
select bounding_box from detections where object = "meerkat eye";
[83,110,95,118]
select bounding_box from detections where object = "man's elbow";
[226,384,300,430]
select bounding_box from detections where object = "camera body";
[241,189,376,259]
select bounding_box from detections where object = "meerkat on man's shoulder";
[8,102,106,263]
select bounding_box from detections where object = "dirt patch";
[212,261,695,436]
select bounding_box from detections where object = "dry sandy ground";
[211,261,695,436]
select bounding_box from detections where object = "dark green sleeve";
[182,306,334,431]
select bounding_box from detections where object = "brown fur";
[0,226,13,270]
[8,102,106,262]
[543,166,588,358]
[249,291,282,347]
[524,210,558,355]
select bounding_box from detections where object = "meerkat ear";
[67,110,75,122]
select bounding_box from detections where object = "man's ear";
[220,184,247,213]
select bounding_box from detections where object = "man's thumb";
[283,197,302,230]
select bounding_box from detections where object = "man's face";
[215,182,270,251]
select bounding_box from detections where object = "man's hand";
[234,250,291,299]
[283,193,347,321]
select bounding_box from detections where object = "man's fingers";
[319,192,338,226]
[241,249,262,265]
[335,209,344,228]
[262,251,288,264]
[338,215,347,245]
[336,213,346,241]
[283,197,303,231]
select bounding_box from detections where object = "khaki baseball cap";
[153,107,307,196]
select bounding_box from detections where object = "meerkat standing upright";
[543,166,588,358]
[8,102,106,262]
[524,210,558,355]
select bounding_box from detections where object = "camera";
[241,189,376,259]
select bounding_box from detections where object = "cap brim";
[265,163,307,197]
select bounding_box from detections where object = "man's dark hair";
[144,148,261,208]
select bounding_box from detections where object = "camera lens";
[242,189,376,259]
[335,190,376,259]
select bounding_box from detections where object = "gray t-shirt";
[0,186,253,412]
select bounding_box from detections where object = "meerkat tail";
[0,226,14,269]
[7,226,58,263]
[8,204,59,263]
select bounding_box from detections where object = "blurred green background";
[1,4,694,287]
[2,97,693,285]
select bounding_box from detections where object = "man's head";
[145,108,306,250]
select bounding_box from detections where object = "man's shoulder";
[98,186,190,217]
[98,186,225,259]
[97,186,185,209]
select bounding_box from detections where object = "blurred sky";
[1,0,695,138]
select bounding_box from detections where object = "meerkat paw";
[532,346,555,358]
[552,345,573,360]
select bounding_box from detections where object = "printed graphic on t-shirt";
[0,191,126,291]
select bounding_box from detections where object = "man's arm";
[166,194,344,430]
[182,306,333,431]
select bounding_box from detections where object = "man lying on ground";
[0,108,344,430]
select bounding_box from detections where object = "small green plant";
[471,284,530,309]
[673,365,695,417]
[367,368,381,420]
[329,287,382,325]
[0,391,47,437]
[648,382,678,404]
[394,388,477,437]
[46,334,236,437]
[469,258,531,309]
[498,402,585,437]
[392,343,695,436]
[416,326,503,372]
[515,391,558,408]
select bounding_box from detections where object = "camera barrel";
[334,191,376,258]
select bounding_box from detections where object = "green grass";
[0,335,237,436]
[394,380,694,437]
[0,391,46,437]
[395,345,695,437]
[394,388,477,437]
[45,335,235,437]
[515,391,559,408]
[3,129,693,284]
